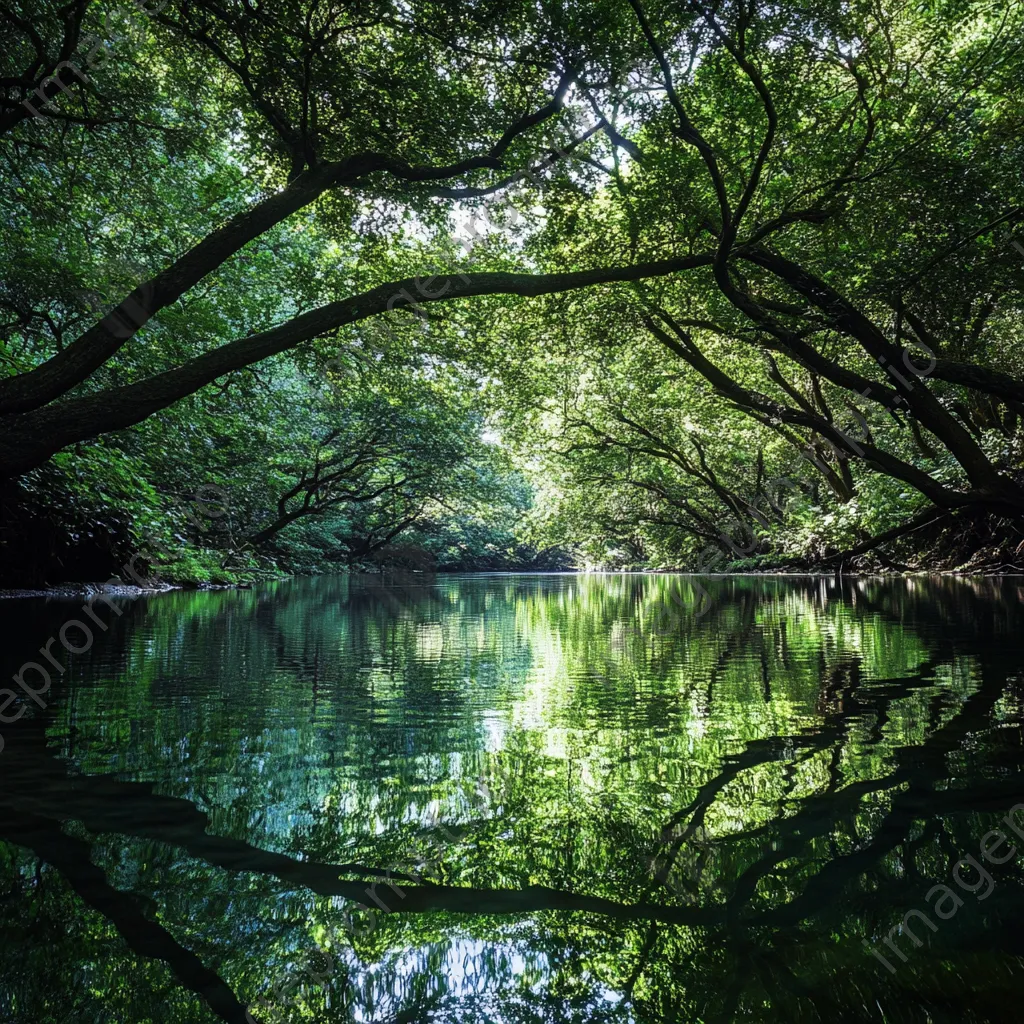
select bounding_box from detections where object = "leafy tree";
[2,0,1024,576]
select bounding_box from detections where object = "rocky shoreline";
[0,579,252,600]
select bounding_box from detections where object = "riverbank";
[0,578,260,601]
[4,562,1023,601]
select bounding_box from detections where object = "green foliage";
[2,0,1024,580]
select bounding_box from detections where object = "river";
[1,573,1022,1022]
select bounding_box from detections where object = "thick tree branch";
[0,73,578,416]
[0,253,717,476]
[641,313,1021,515]
[740,247,1018,496]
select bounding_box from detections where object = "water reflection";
[0,574,1022,1022]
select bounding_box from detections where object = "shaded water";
[1,573,1023,1023]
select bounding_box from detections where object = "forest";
[2,0,1024,586]
[5,6,1024,1022]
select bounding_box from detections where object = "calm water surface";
[1,573,1023,1023]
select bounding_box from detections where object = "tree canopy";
[2,0,1023,582]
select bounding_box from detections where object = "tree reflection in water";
[1,574,1022,1022]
